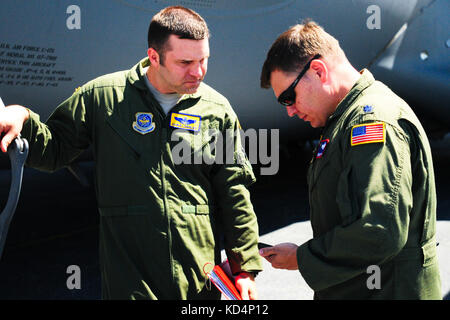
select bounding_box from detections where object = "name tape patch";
[351,122,385,146]
[170,112,201,132]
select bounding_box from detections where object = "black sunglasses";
[277,54,321,106]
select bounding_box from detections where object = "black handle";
[0,136,28,259]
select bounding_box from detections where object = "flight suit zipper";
[142,88,180,296]
[159,100,187,298]
[159,115,178,296]
[146,90,194,296]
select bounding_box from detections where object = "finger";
[1,131,17,153]
[235,276,251,300]
[248,286,258,300]
[1,135,12,153]
[240,287,250,300]
[234,274,257,300]
[0,140,7,153]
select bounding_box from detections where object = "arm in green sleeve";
[298,122,413,291]
[21,89,92,172]
[211,116,262,275]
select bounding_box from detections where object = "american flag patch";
[351,122,385,146]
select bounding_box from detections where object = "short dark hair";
[147,6,210,64]
[260,20,343,88]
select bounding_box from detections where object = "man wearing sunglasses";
[259,21,441,299]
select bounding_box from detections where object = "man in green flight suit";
[258,21,441,299]
[0,6,262,299]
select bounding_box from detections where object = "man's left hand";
[259,242,299,270]
[235,272,257,300]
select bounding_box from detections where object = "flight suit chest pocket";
[307,144,345,232]
[98,111,163,187]
[308,141,339,192]
[106,115,144,157]
[105,110,161,159]
[169,120,219,164]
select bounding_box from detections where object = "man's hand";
[259,242,299,270]
[235,272,257,300]
[0,105,29,153]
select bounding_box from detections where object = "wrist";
[237,271,256,280]
[21,106,30,122]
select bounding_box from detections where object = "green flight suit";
[21,58,262,299]
[297,69,441,299]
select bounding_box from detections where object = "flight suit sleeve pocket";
[422,237,437,267]
[241,159,256,187]
[336,167,361,227]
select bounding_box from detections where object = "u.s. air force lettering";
[132,112,155,134]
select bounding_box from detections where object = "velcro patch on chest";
[170,112,201,132]
[350,122,385,146]
[133,112,156,134]
[316,139,329,159]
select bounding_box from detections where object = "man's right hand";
[0,105,30,153]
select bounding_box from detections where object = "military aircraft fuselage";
[0,0,448,163]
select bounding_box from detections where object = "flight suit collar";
[127,57,203,102]
[326,69,375,124]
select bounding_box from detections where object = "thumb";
[259,246,275,257]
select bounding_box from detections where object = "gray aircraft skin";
[0,0,448,147]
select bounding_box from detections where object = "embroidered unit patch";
[351,122,385,146]
[132,112,156,134]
